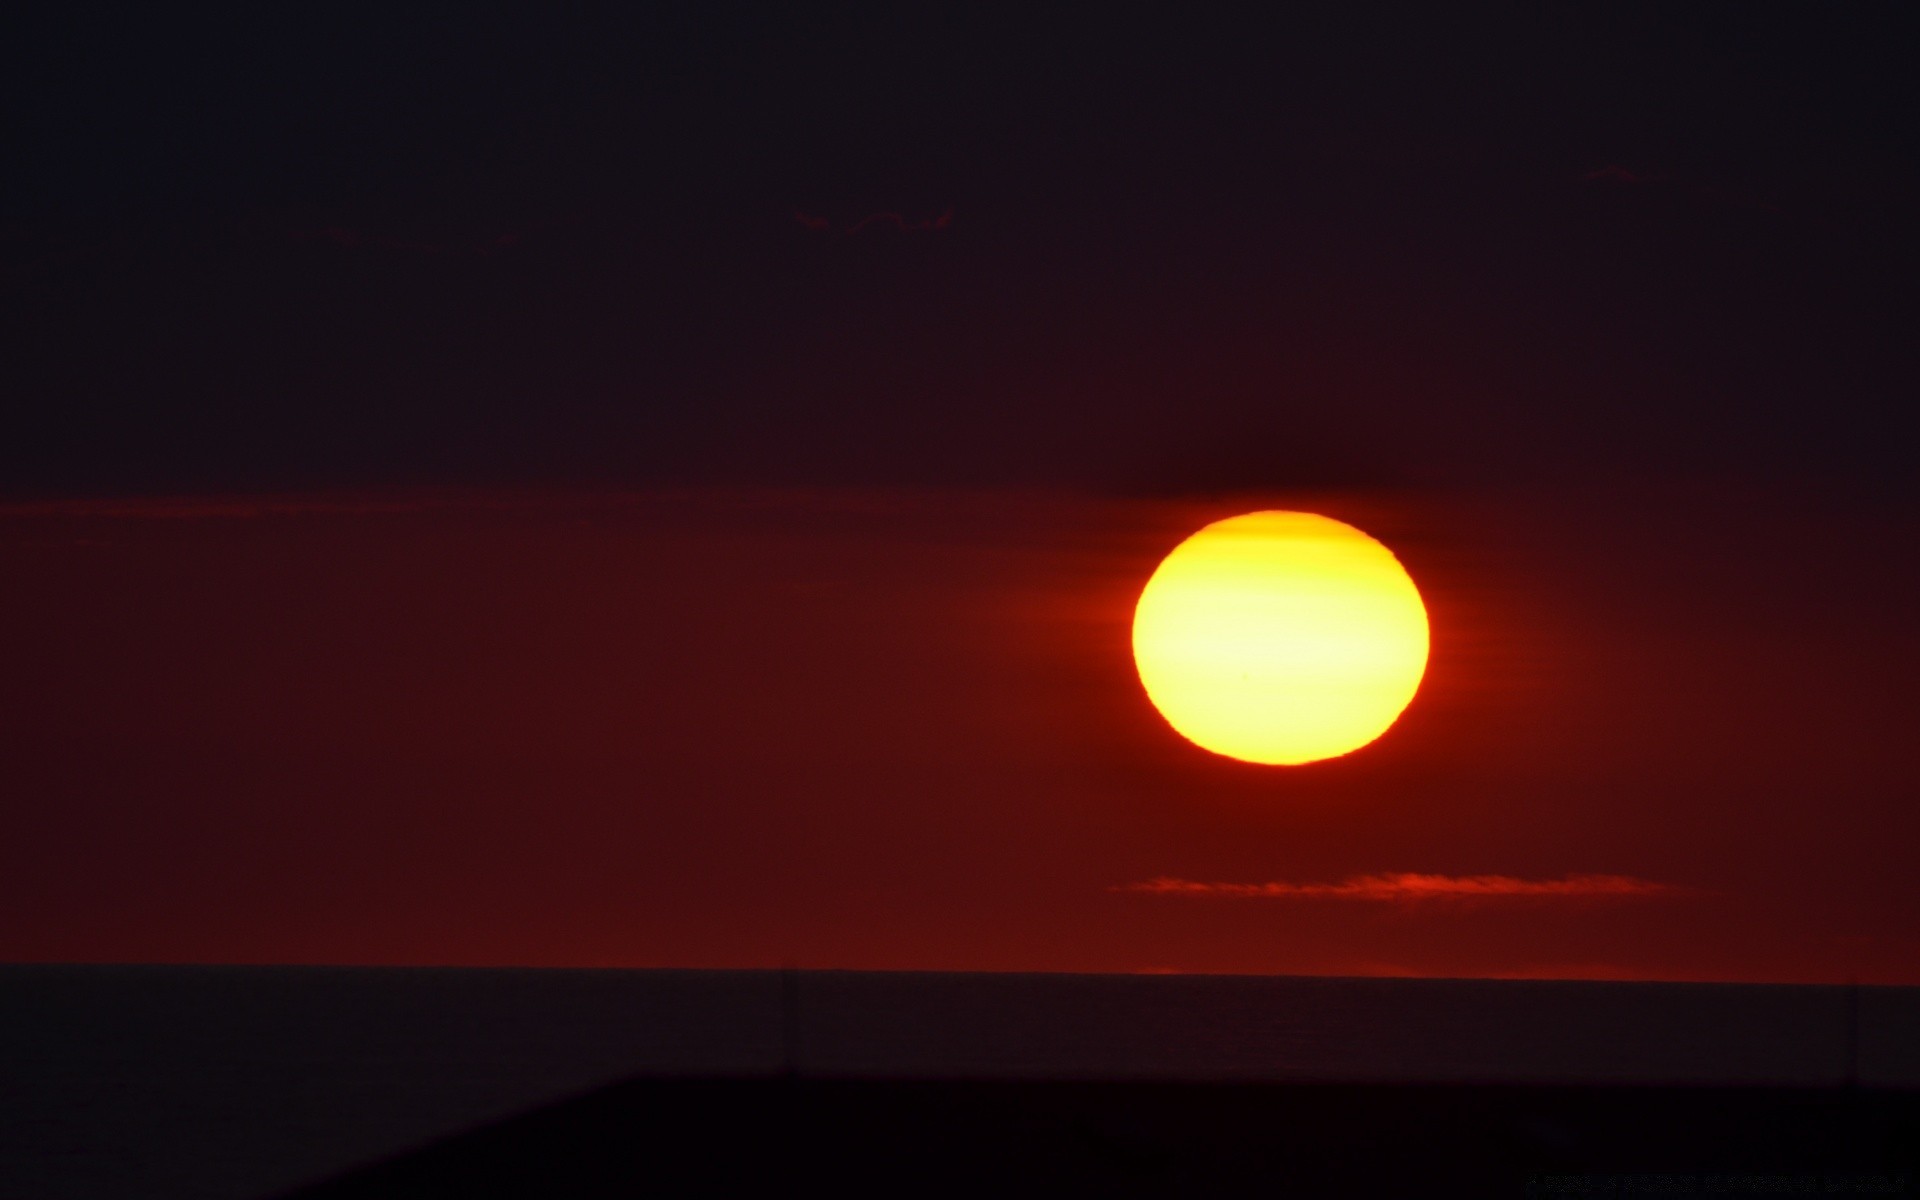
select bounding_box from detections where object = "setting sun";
[1131,511,1430,765]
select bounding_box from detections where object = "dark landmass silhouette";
[5,966,1916,1199]
[285,1077,1920,1198]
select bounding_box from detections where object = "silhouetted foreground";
[286,1077,1917,1198]
[8,967,1918,1196]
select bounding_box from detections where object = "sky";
[2,6,1916,982]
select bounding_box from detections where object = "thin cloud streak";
[1117,873,1685,902]
[0,484,1101,522]
[795,209,954,234]
[0,492,545,520]
[845,208,953,234]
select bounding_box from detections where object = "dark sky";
[2,6,1916,981]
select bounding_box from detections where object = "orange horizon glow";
[1131,511,1430,765]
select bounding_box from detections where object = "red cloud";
[1116,873,1683,902]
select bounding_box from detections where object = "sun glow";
[1131,511,1429,765]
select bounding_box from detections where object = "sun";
[1131,511,1429,765]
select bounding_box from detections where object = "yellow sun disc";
[1131,511,1429,765]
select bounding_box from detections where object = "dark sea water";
[3,965,1917,1199]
